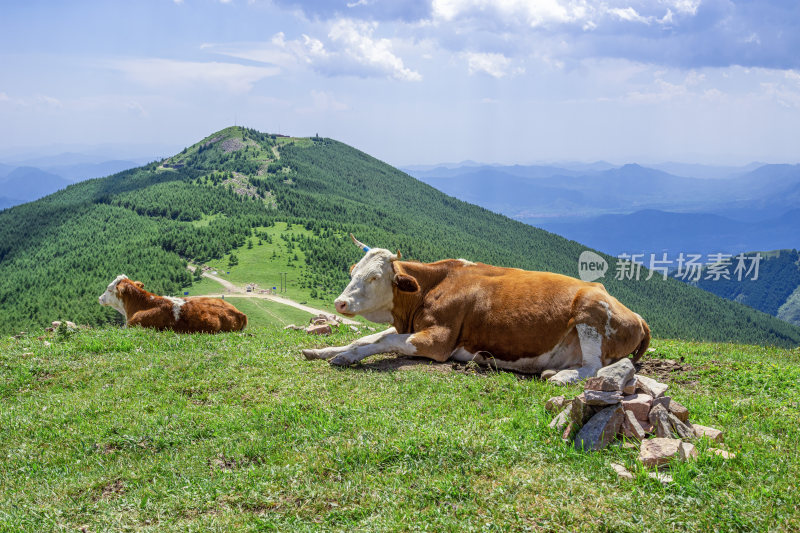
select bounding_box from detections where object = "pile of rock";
[547,357,732,475]
[284,313,345,335]
[45,320,79,333]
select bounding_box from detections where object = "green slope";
[695,249,800,327]
[1,126,799,347]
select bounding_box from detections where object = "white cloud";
[327,19,422,81]
[760,82,800,109]
[663,0,700,15]
[432,0,588,27]
[205,21,422,82]
[609,7,651,24]
[465,52,513,78]
[108,58,278,93]
[0,92,9,102]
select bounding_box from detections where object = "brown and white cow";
[302,236,650,384]
[98,275,247,333]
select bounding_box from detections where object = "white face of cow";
[334,249,398,323]
[98,274,128,316]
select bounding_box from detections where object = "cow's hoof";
[302,349,319,360]
[329,355,354,366]
[540,369,558,380]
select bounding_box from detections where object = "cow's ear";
[133,281,144,289]
[393,274,419,293]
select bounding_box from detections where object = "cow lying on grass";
[99,275,247,333]
[303,236,650,385]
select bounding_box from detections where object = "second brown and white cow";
[99,275,247,333]
[302,236,650,384]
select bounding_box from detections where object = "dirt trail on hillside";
[187,266,359,325]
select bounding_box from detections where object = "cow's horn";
[350,233,370,253]
[391,250,402,261]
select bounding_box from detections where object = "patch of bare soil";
[209,453,254,471]
[635,356,695,385]
[221,138,245,153]
[221,172,260,198]
[97,479,125,500]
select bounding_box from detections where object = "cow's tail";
[631,317,651,363]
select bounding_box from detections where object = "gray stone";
[622,393,653,420]
[692,424,724,442]
[635,374,668,398]
[652,396,690,423]
[574,404,625,452]
[622,376,637,395]
[622,410,646,440]
[583,390,623,405]
[649,404,673,438]
[569,394,593,426]
[595,358,636,390]
[305,324,332,335]
[678,441,698,461]
[668,412,694,439]
[585,376,620,392]
[639,438,682,467]
[549,404,572,431]
[545,395,567,414]
[610,463,634,480]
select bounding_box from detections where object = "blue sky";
[1,0,799,165]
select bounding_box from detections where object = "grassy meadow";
[187,222,332,309]
[1,325,799,532]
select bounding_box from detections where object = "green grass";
[1,328,799,532]
[223,297,315,328]
[198,222,337,311]
[190,213,226,228]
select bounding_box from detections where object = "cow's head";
[334,235,418,323]
[98,274,130,316]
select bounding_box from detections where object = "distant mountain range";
[404,162,800,255]
[0,167,71,204]
[0,155,147,209]
[540,209,800,257]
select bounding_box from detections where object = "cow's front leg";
[549,324,603,386]
[328,325,454,366]
[328,332,418,366]
[302,327,398,361]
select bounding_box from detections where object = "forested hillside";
[1,126,799,347]
[694,249,800,326]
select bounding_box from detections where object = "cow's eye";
[367,276,378,283]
